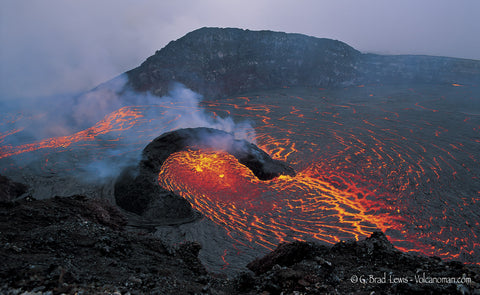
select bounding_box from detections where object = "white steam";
[1,76,256,183]
[78,81,256,180]
[149,82,255,142]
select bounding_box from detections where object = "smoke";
[78,82,256,181]
[72,76,128,129]
[0,75,127,144]
[1,76,256,184]
[2,1,479,102]
[149,82,256,141]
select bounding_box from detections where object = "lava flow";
[1,84,479,267]
[159,148,404,250]
[0,106,144,160]
[159,149,262,202]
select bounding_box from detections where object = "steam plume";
[1,76,256,183]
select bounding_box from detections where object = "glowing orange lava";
[2,84,479,265]
[159,149,403,250]
[0,106,143,159]
[159,149,262,202]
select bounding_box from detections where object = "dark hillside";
[126,27,361,97]
[126,27,480,98]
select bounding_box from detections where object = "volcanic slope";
[126,27,480,98]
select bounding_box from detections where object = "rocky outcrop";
[240,232,480,294]
[125,27,480,99]
[114,127,296,220]
[0,196,216,294]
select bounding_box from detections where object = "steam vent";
[114,127,296,220]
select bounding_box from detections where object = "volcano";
[114,127,295,220]
[1,27,480,293]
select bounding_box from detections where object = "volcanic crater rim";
[114,127,296,221]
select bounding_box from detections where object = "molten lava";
[159,149,262,202]
[0,106,144,159]
[1,84,479,266]
[159,148,403,250]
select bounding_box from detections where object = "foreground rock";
[1,195,478,294]
[0,196,223,294]
[241,232,480,294]
[114,127,295,220]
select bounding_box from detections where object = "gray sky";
[1,0,479,100]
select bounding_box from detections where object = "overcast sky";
[1,0,479,100]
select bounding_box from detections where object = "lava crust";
[114,127,295,220]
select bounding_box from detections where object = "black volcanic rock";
[247,241,322,276]
[141,127,296,181]
[242,232,480,294]
[126,27,361,98]
[1,197,478,294]
[125,27,480,99]
[114,127,296,220]
[0,196,218,294]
